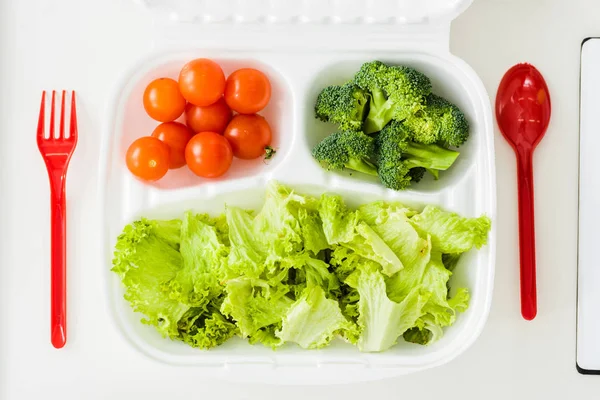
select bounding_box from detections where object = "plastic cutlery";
[37,90,78,348]
[495,64,551,320]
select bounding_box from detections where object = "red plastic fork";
[37,91,78,348]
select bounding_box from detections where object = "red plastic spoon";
[496,63,551,321]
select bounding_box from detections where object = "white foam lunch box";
[99,0,496,385]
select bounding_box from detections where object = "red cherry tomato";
[185,98,232,134]
[179,58,226,107]
[223,114,272,160]
[126,136,170,181]
[224,68,271,114]
[185,132,233,178]
[143,78,186,122]
[151,122,193,169]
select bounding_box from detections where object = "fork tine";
[59,90,66,139]
[37,91,46,142]
[49,91,56,140]
[70,91,78,141]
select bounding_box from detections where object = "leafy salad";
[112,181,490,352]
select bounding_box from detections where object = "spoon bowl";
[495,63,551,321]
[497,63,551,149]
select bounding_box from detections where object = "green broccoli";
[408,167,426,183]
[403,94,470,147]
[312,131,377,176]
[375,125,413,190]
[375,121,460,190]
[353,61,431,134]
[314,83,369,132]
[403,142,460,178]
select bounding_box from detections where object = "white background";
[0,0,598,398]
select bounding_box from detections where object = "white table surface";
[0,0,598,398]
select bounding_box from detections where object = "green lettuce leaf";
[112,218,189,338]
[346,266,429,352]
[341,222,402,276]
[410,206,491,253]
[442,253,461,271]
[330,245,367,282]
[403,314,444,345]
[297,207,329,255]
[248,325,283,349]
[225,182,311,279]
[220,277,293,338]
[112,218,181,278]
[282,254,340,298]
[359,202,430,272]
[225,206,266,279]
[253,182,306,260]
[397,252,470,345]
[169,212,227,307]
[277,286,355,349]
[181,311,238,349]
[319,194,358,245]
[170,212,235,348]
[384,235,433,302]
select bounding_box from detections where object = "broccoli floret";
[408,167,426,183]
[375,121,460,190]
[403,142,460,174]
[433,96,469,147]
[403,94,470,147]
[314,83,369,132]
[312,131,378,176]
[353,61,431,134]
[374,122,414,190]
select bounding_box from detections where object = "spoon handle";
[516,146,537,320]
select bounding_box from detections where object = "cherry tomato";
[151,122,193,169]
[223,114,272,160]
[179,58,226,107]
[185,132,233,178]
[143,78,186,122]
[185,98,232,134]
[224,68,271,114]
[126,136,170,181]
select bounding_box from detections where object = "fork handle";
[49,171,67,348]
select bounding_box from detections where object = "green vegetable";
[353,61,431,134]
[312,131,378,176]
[410,205,492,254]
[220,277,293,339]
[318,193,359,245]
[346,265,429,352]
[315,83,369,132]
[112,218,188,338]
[111,215,237,348]
[442,253,462,271]
[403,94,470,148]
[181,311,238,349]
[277,286,355,349]
[342,222,403,277]
[375,121,460,190]
[358,202,430,272]
[311,61,471,191]
[112,181,491,352]
[400,252,471,345]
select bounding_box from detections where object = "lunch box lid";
[134,0,473,25]
[135,0,474,51]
